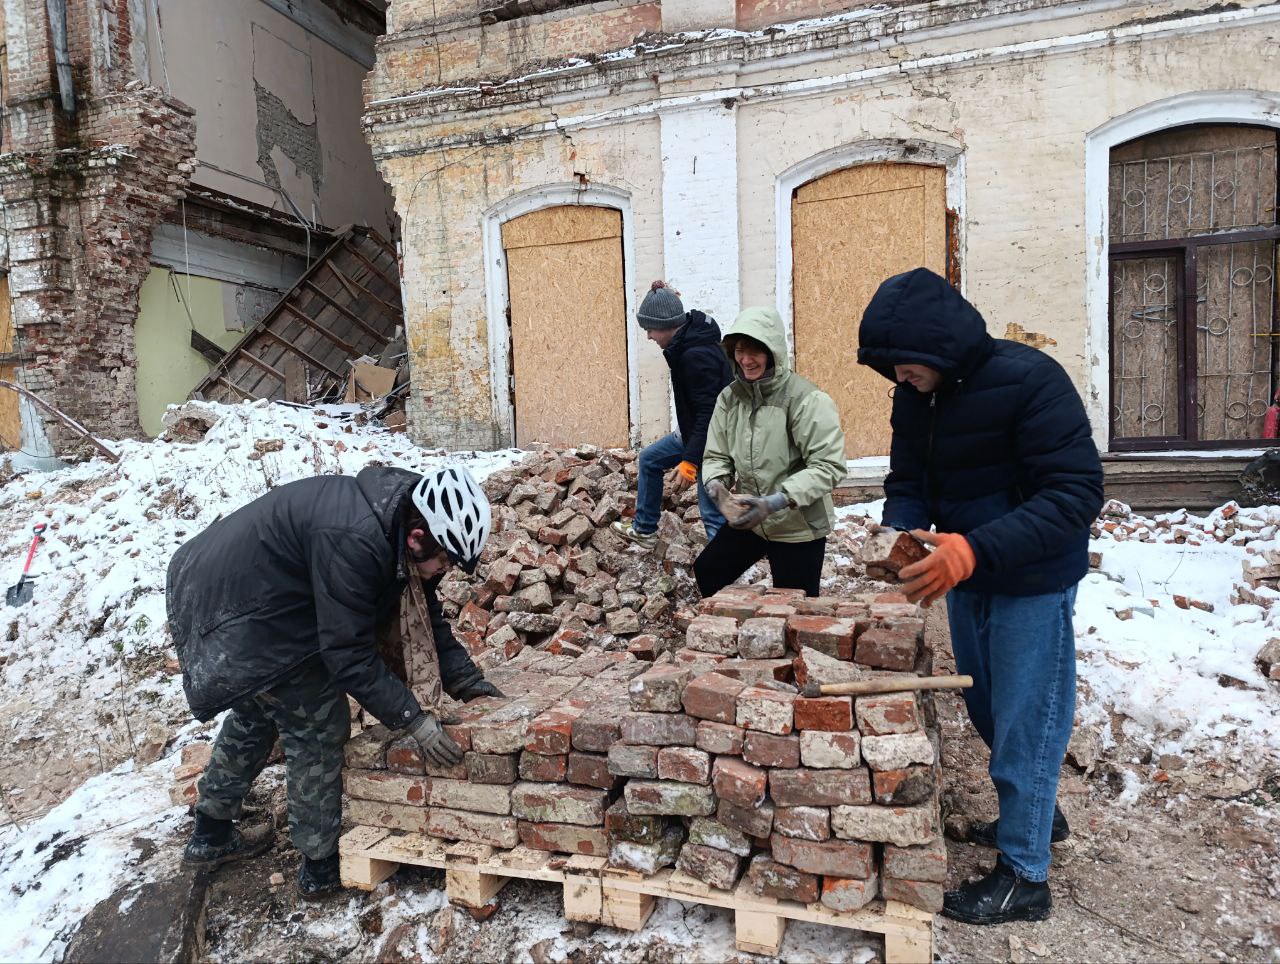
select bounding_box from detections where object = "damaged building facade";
[0,0,395,460]
[365,0,1280,501]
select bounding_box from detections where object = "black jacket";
[166,467,482,726]
[857,268,1104,596]
[664,310,734,465]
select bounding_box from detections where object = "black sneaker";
[969,805,1070,848]
[298,853,343,900]
[182,812,275,867]
[943,858,1051,925]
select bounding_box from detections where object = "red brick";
[696,721,744,756]
[385,735,427,774]
[566,751,618,790]
[427,808,519,848]
[792,647,863,690]
[464,751,519,784]
[735,685,795,735]
[769,767,872,807]
[793,597,839,615]
[854,628,918,670]
[861,529,929,579]
[821,873,879,912]
[343,769,428,806]
[717,798,775,838]
[785,615,856,659]
[571,706,625,752]
[457,600,491,633]
[773,806,831,841]
[881,877,944,913]
[681,671,748,723]
[799,731,861,769]
[742,731,800,768]
[794,695,853,732]
[715,658,794,685]
[883,839,948,883]
[854,693,922,735]
[607,743,659,778]
[620,711,698,745]
[629,665,692,712]
[656,746,712,783]
[871,766,937,806]
[770,835,874,878]
[676,843,742,890]
[511,782,609,826]
[519,751,568,782]
[518,821,608,856]
[605,797,668,844]
[686,614,740,655]
[746,855,819,903]
[711,756,768,808]
[526,706,585,755]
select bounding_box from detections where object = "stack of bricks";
[342,580,948,915]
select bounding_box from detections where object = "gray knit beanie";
[637,281,685,330]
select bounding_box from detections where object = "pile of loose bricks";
[343,531,949,917]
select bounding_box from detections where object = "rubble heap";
[434,445,709,667]
[342,583,947,914]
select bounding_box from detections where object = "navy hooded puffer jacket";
[857,268,1104,596]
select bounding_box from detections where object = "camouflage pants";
[196,656,350,860]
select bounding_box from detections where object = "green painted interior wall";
[136,268,241,436]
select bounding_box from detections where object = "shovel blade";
[5,579,33,607]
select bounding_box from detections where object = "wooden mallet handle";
[810,674,973,698]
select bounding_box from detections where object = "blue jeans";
[947,585,1078,881]
[633,432,726,541]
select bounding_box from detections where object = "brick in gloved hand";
[408,712,464,767]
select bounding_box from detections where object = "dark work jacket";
[663,310,734,465]
[856,267,1104,596]
[166,467,482,726]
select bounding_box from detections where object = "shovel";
[6,523,47,607]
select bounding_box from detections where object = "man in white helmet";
[166,465,500,899]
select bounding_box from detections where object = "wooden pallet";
[340,827,934,962]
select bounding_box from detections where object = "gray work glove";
[729,492,791,530]
[407,712,464,768]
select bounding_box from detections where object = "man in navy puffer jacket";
[858,267,1103,925]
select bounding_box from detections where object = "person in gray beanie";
[613,281,734,547]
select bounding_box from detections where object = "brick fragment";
[872,766,937,806]
[792,647,864,689]
[821,872,880,912]
[608,826,683,874]
[738,617,787,659]
[831,805,937,846]
[854,694,922,735]
[605,797,668,844]
[742,731,800,768]
[769,767,871,807]
[883,839,948,883]
[773,806,831,841]
[793,695,853,732]
[881,877,944,913]
[771,834,874,878]
[427,808,519,848]
[428,778,512,815]
[785,615,856,659]
[736,685,795,735]
[656,746,712,784]
[343,769,428,806]
[624,780,717,817]
[677,844,742,891]
[465,752,519,785]
[607,743,659,778]
[620,711,697,746]
[686,615,739,655]
[746,854,819,903]
[860,529,930,580]
[511,782,608,826]
[711,756,768,808]
[518,751,568,782]
[628,665,692,712]
[799,731,861,769]
[854,627,918,671]
[566,751,618,790]
[518,821,608,856]
[860,732,935,771]
[717,798,775,838]
[687,817,751,856]
[695,720,744,756]
[682,671,748,723]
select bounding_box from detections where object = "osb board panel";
[0,275,19,451]
[792,163,946,458]
[502,205,622,251]
[505,207,628,447]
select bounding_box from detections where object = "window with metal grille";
[1108,124,1279,450]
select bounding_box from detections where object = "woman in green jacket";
[695,307,846,597]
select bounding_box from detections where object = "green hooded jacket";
[702,307,846,543]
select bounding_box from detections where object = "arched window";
[1109,124,1278,448]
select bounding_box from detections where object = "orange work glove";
[898,531,976,607]
[665,460,697,494]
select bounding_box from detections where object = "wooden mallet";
[798,673,973,699]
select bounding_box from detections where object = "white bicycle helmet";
[410,466,492,574]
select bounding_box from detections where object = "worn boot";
[298,853,343,900]
[943,858,1051,924]
[182,811,275,867]
[969,804,1070,848]
[610,519,657,549]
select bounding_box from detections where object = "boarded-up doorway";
[0,276,18,452]
[501,205,629,447]
[792,163,947,457]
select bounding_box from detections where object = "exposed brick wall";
[735,0,889,32]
